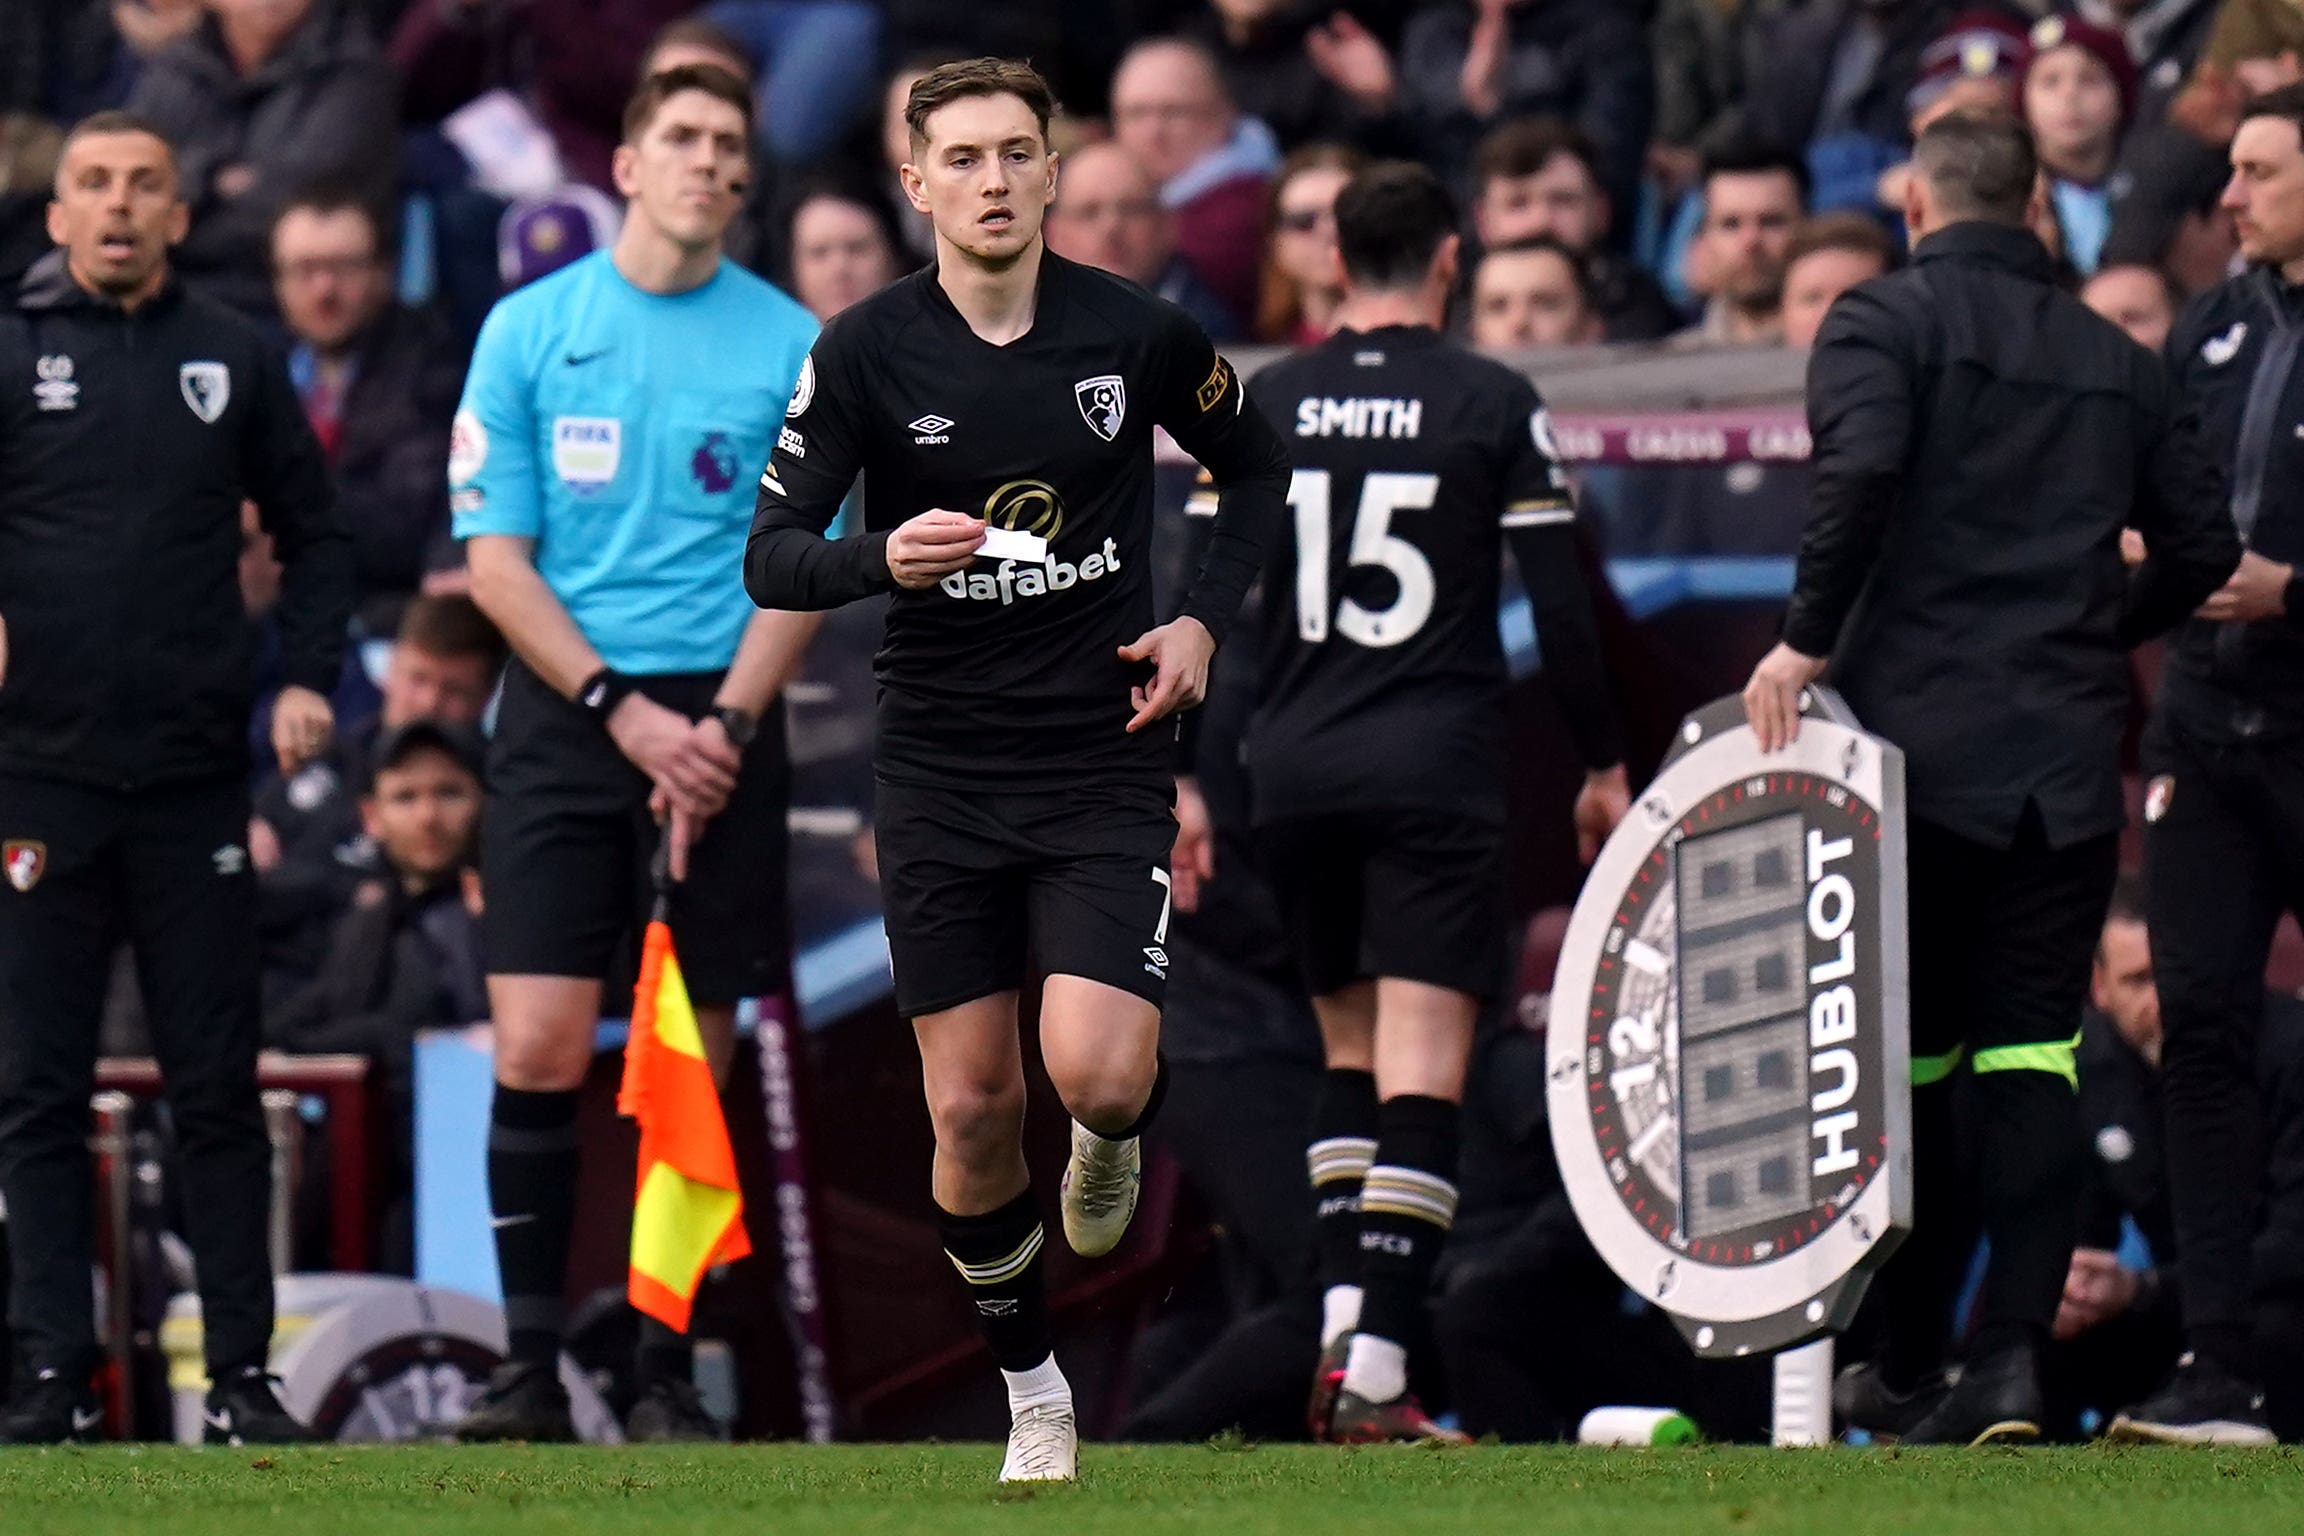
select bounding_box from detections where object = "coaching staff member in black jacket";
[1742,111,2239,1446]
[0,113,352,1444]
[2113,82,2304,1448]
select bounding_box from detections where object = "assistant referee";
[1742,111,2237,1446]
[0,114,353,1445]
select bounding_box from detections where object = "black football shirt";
[746,252,1290,792]
[1229,324,1622,823]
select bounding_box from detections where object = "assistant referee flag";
[618,913,750,1331]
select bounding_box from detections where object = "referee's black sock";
[1307,1067,1378,1346]
[939,1188,1053,1373]
[1347,1093,1459,1403]
[487,1084,582,1368]
[1875,1074,1972,1392]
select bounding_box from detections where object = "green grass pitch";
[4,1442,2303,1535]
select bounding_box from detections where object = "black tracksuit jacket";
[0,251,352,788]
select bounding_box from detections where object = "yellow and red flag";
[617,917,749,1331]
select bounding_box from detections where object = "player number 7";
[1151,867,1173,945]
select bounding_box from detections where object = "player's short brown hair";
[621,62,754,147]
[398,593,506,670]
[1783,212,1897,276]
[904,57,1057,152]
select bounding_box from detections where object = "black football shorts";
[874,776,1178,1018]
[1257,808,1508,1000]
[482,660,790,1003]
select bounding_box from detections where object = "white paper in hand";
[977,526,1049,564]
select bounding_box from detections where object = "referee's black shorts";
[482,659,791,1003]
[1257,807,1508,1001]
[874,776,1177,1019]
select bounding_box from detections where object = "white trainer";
[999,1401,1078,1482]
[1059,1120,1141,1257]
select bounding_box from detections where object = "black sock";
[635,1314,694,1387]
[487,1085,581,1367]
[1356,1093,1460,1353]
[1307,1068,1378,1295]
[1106,1053,1170,1140]
[939,1188,1052,1372]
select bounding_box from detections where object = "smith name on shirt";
[1296,396,1426,439]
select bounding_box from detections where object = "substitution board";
[1547,688,1911,1359]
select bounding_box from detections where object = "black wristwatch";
[577,667,635,725]
[709,704,759,748]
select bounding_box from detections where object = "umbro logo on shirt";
[909,414,953,444]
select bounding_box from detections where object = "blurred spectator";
[695,0,884,168]
[1184,0,1408,154]
[2024,14,2139,275]
[1466,237,1601,349]
[1046,139,1242,339]
[2081,260,2178,351]
[1251,141,1360,343]
[1394,0,1653,223]
[1780,210,1896,349]
[253,593,503,999]
[785,182,905,324]
[2103,121,2238,297]
[1676,138,1808,347]
[1744,0,1966,216]
[392,0,694,193]
[1111,36,1279,325]
[2073,0,2223,130]
[1872,9,2032,222]
[1649,0,1778,197]
[264,718,488,1274]
[878,53,959,262]
[127,0,399,321]
[1469,117,1677,340]
[271,185,465,632]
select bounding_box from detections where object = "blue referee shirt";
[451,250,817,675]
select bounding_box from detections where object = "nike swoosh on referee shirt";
[563,349,611,367]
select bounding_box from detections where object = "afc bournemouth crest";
[4,840,45,893]
[1074,375,1125,441]
[180,361,230,423]
[1547,689,1912,1357]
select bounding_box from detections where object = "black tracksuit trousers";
[0,772,274,1376]
[2142,718,2304,1375]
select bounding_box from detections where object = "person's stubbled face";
[363,748,482,887]
[1110,43,1232,186]
[380,643,495,730]
[904,91,1056,266]
[1780,245,1887,349]
[615,87,751,253]
[1044,143,1171,287]
[1469,246,1597,349]
[272,205,389,354]
[2026,45,2122,179]
[2091,916,2162,1068]
[791,195,899,320]
[1476,151,1607,254]
[48,128,187,304]
[1698,168,1803,310]
[2082,264,2176,354]
[2225,113,2304,272]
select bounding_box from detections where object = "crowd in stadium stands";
[6,0,2304,1441]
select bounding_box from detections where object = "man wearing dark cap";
[1743,110,2238,1445]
